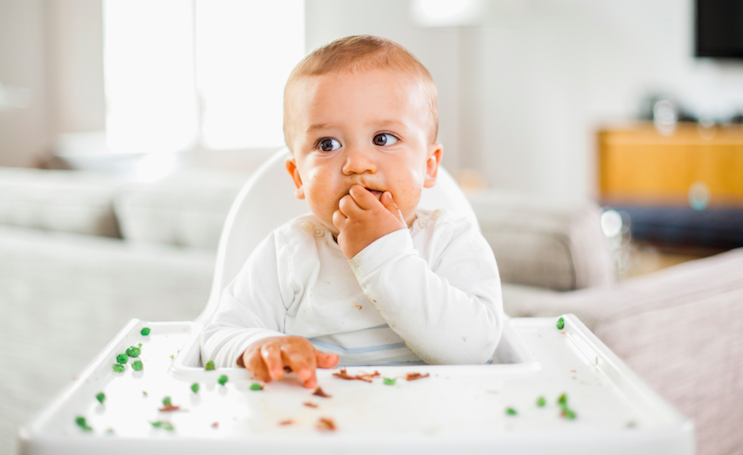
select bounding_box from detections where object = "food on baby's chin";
[132,360,143,371]
[316,417,336,431]
[96,393,105,404]
[312,387,332,398]
[112,364,125,373]
[141,327,151,336]
[204,360,215,371]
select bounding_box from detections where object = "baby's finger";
[338,194,363,216]
[381,192,405,223]
[315,350,340,369]
[332,209,346,230]
[260,344,285,380]
[349,185,377,210]
[246,352,272,383]
[282,350,315,387]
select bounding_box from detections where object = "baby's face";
[285,69,442,236]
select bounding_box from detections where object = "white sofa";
[3,159,740,455]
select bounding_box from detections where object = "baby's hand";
[239,336,339,388]
[332,185,407,259]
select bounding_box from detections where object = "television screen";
[696,0,743,58]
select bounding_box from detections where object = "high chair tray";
[18,315,694,455]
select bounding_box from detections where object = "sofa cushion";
[114,170,250,250]
[0,167,121,237]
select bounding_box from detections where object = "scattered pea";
[536,396,546,407]
[150,421,174,431]
[383,378,396,385]
[96,393,105,404]
[204,360,215,371]
[126,346,141,358]
[75,416,92,431]
[132,360,143,371]
[162,396,171,407]
[138,343,143,348]
[563,409,577,420]
[250,383,263,391]
[218,375,228,386]
[141,327,151,336]
[506,408,517,416]
[557,393,567,406]
[112,364,125,373]
[142,391,148,397]
[556,317,565,330]
[191,383,199,393]
[116,353,128,364]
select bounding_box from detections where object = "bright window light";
[103,0,304,154]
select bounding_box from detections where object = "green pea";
[204,360,215,371]
[557,393,567,406]
[506,408,517,416]
[557,317,565,330]
[383,378,396,385]
[138,343,143,348]
[563,409,577,420]
[141,327,151,336]
[218,375,228,386]
[250,383,263,391]
[126,346,141,358]
[191,383,199,393]
[75,416,92,431]
[162,396,171,406]
[150,421,174,431]
[96,393,105,404]
[112,364,125,373]
[132,360,143,371]
[536,396,546,407]
[116,353,128,364]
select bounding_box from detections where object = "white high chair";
[19,148,695,455]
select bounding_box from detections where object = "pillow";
[113,170,250,250]
[0,167,121,237]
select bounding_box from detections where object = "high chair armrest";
[467,191,615,292]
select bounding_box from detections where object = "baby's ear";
[285,156,305,199]
[423,144,443,189]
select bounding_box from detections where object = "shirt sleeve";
[200,232,288,368]
[349,215,503,365]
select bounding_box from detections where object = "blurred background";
[2,0,743,454]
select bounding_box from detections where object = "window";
[103,0,305,154]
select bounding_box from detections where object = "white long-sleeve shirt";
[200,208,503,368]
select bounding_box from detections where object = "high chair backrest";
[195,147,480,325]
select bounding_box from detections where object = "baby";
[201,35,503,389]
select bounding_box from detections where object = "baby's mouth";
[365,188,383,200]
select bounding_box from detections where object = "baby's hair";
[283,35,438,147]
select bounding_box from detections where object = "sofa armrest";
[468,191,615,291]
[509,248,743,455]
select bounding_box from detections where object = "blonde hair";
[283,35,438,147]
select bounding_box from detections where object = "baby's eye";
[372,133,398,146]
[318,138,341,152]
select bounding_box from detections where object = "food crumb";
[506,408,517,416]
[132,360,143,371]
[218,375,228,386]
[150,421,174,431]
[211,422,219,429]
[126,346,141,358]
[191,383,199,393]
[333,368,380,382]
[405,372,430,381]
[141,327,151,336]
[116,353,128,364]
[556,317,565,330]
[75,416,92,431]
[316,417,336,431]
[112,364,125,373]
[303,402,318,408]
[383,378,396,385]
[204,360,215,371]
[96,393,105,404]
[142,391,148,397]
[250,383,263,391]
[279,420,294,426]
[312,387,332,398]
[536,396,546,407]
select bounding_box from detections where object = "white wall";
[0,0,49,167]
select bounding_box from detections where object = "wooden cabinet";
[598,123,743,207]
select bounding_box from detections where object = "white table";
[19,315,695,455]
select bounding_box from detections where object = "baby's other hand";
[239,336,339,388]
[332,185,407,259]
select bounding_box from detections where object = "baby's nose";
[342,147,376,175]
